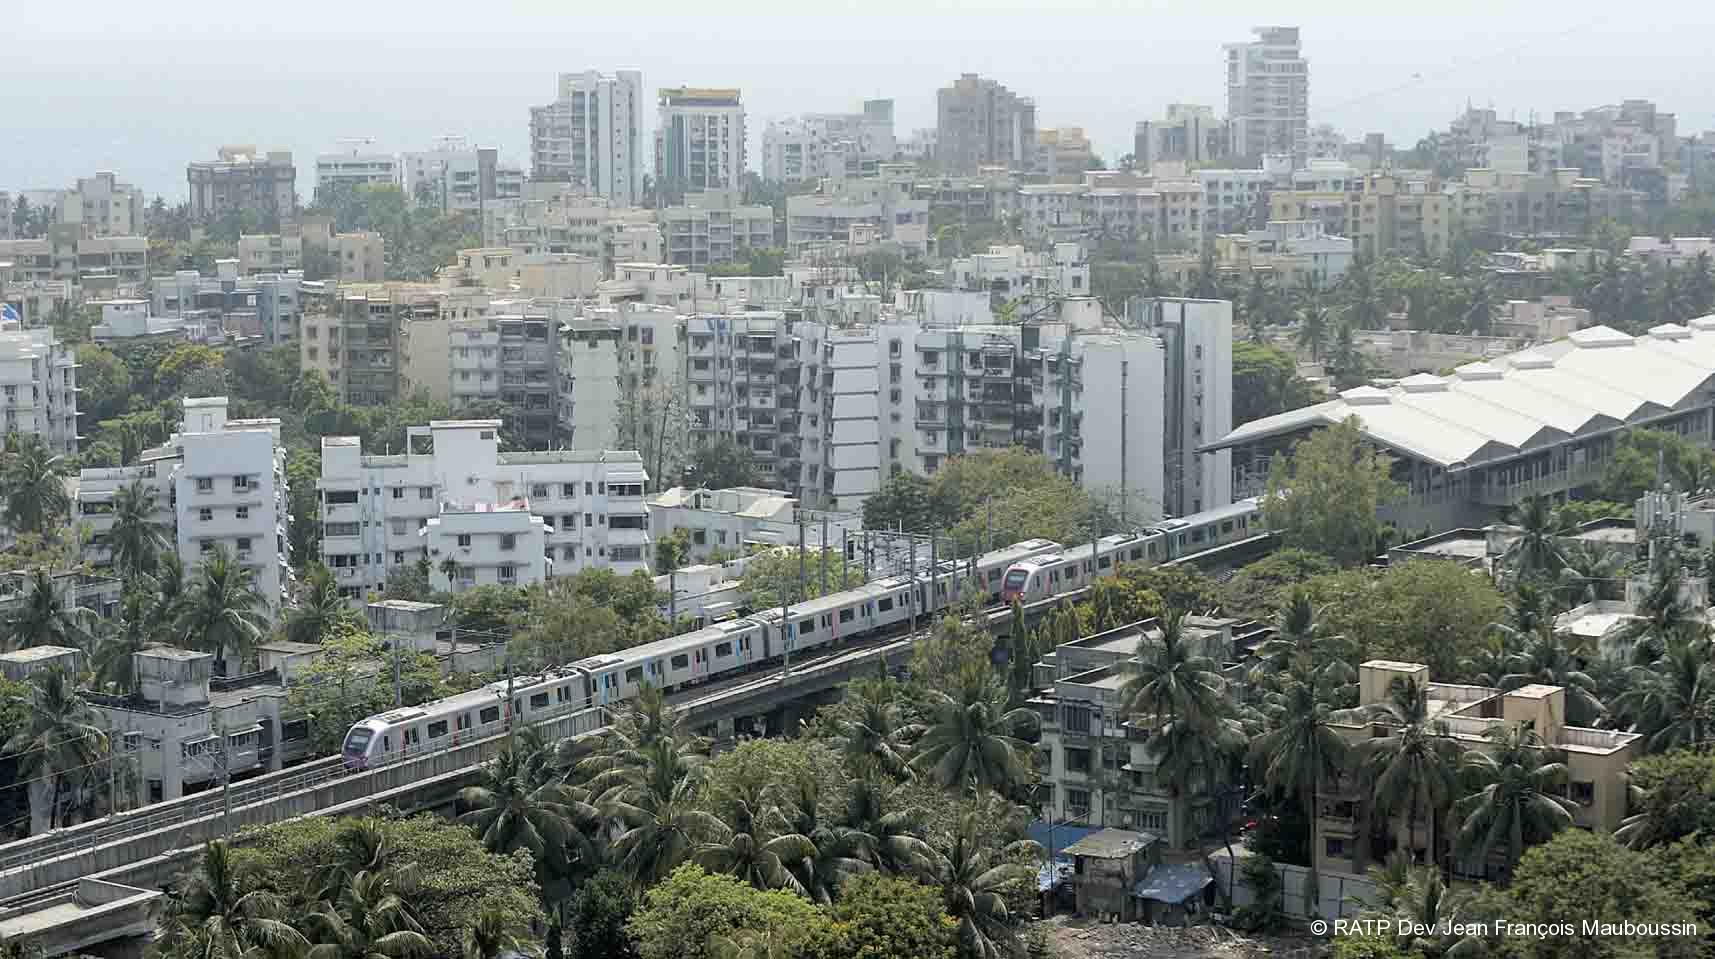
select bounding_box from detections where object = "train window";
[1130,547,1143,561]
[987,569,1000,581]
[878,597,894,612]
[799,619,814,633]
[1191,528,1206,544]
[529,693,550,709]
[1220,521,1233,534]
[839,608,854,623]
[625,667,644,683]
[716,641,732,657]
[1099,556,1111,569]
[671,654,689,669]
[427,720,448,739]
[1148,542,1160,559]
[457,714,472,731]
[405,728,420,746]
[382,735,393,752]
[479,706,500,725]
[556,687,569,703]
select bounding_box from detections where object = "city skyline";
[2,1,1708,198]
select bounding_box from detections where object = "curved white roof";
[1206,323,1715,469]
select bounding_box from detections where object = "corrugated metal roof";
[1205,324,1715,468]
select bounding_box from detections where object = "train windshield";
[1003,569,1029,589]
[342,728,373,754]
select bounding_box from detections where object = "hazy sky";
[4,0,1712,200]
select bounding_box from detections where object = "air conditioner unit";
[1121,813,1133,827]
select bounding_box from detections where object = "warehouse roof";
[1204,321,1715,470]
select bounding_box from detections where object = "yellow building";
[1316,660,1642,880]
[1345,174,1455,260]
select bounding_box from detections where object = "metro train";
[340,496,1267,768]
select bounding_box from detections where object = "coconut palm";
[1452,722,1575,883]
[150,554,192,640]
[285,565,356,646]
[1612,637,1715,753]
[1378,862,1484,958]
[1612,560,1698,665]
[1461,625,1516,688]
[1556,541,1626,605]
[1250,661,1357,910]
[4,666,108,833]
[908,675,1038,796]
[1499,495,1566,582]
[458,743,599,882]
[175,546,268,673]
[1119,609,1225,727]
[576,684,700,781]
[460,906,533,959]
[0,569,90,652]
[106,479,169,578]
[90,587,157,694]
[589,737,724,885]
[1249,591,1358,701]
[157,840,308,959]
[773,774,870,903]
[302,869,432,959]
[692,819,815,896]
[827,678,916,779]
[839,769,932,876]
[1496,624,1606,726]
[1,434,70,534]
[917,813,1041,959]
[1358,678,1461,869]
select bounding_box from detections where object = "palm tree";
[157,841,308,959]
[827,678,915,779]
[460,906,533,959]
[286,565,356,646]
[4,666,108,833]
[908,675,1038,796]
[1461,625,1516,688]
[1452,722,1575,883]
[1494,623,1606,726]
[1358,678,1460,869]
[692,817,814,896]
[773,774,869,903]
[458,743,599,883]
[1612,637,1715,753]
[1499,495,1566,582]
[175,546,268,673]
[1249,591,1357,701]
[1,434,70,534]
[439,557,461,594]
[918,813,1040,959]
[1118,609,1224,727]
[839,769,932,876]
[90,588,157,694]
[1556,541,1626,605]
[302,869,432,959]
[588,737,724,885]
[1250,662,1356,911]
[106,479,168,578]
[150,554,192,640]
[1372,860,1483,958]
[0,569,90,652]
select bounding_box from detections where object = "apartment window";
[236,506,249,520]
[391,487,404,499]
[585,482,593,495]
[196,477,214,493]
[236,537,252,555]
[199,540,214,554]
[564,514,577,529]
[1063,706,1092,734]
[500,534,517,552]
[1066,789,1090,815]
[199,508,213,522]
[1325,837,1349,859]
[233,475,252,492]
[1570,781,1595,805]
[418,487,433,499]
[456,534,472,548]
[584,513,593,527]
[1065,748,1092,774]
[562,546,577,560]
[498,565,516,583]
[531,484,548,498]
[561,483,576,498]
[393,551,405,565]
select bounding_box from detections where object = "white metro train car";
[340,499,1266,761]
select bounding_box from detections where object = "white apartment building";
[1134,298,1233,517]
[948,243,1089,300]
[1195,168,1276,234]
[0,280,75,329]
[1134,104,1228,171]
[656,87,746,201]
[648,486,857,564]
[530,71,645,206]
[760,100,895,182]
[315,147,400,198]
[424,503,550,592]
[658,191,775,268]
[90,298,198,342]
[487,198,662,272]
[0,230,149,286]
[76,397,291,616]
[784,177,928,256]
[558,304,684,452]
[1035,330,1167,520]
[317,420,650,603]
[1224,26,1310,165]
[52,172,146,237]
[798,323,883,510]
[0,325,78,455]
[684,312,799,490]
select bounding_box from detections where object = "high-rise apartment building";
[0,325,78,456]
[760,100,896,182]
[1224,27,1309,165]
[1134,105,1229,172]
[530,72,645,206]
[1136,298,1233,517]
[655,87,746,203]
[187,146,297,225]
[935,74,1037,175]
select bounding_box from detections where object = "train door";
[692,646,709,677]
[738,632,753,665]
[646,659,664,685]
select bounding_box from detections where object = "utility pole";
[668,568,677,627]
[820,515,830,595]
[906,534,917,644]
[797,516,807,604]
[390,636,402,708]
[928,530,938,616]
[985,497,993,555]
[504,646,516,750]
[214,714,232,837]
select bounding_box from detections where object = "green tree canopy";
[796,874,958,959]
[1232,341,1318,428]
[738,548,865,610]
[625,864,827,959]
[1264,418,1402,566]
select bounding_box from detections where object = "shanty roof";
[1205,322,1715,469]
[1133,863,1216,903]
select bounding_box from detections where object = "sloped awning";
[1132,863,1214,903]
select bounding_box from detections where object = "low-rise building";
[784,176,927,256]
[237,233,302,276]
[187,146,296,225]
[0,228,148,286]
[90,298,197,343]
[0,324,79,455]
[317,420,650,603]
[658,191,775,268]
[423,501,551,592]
